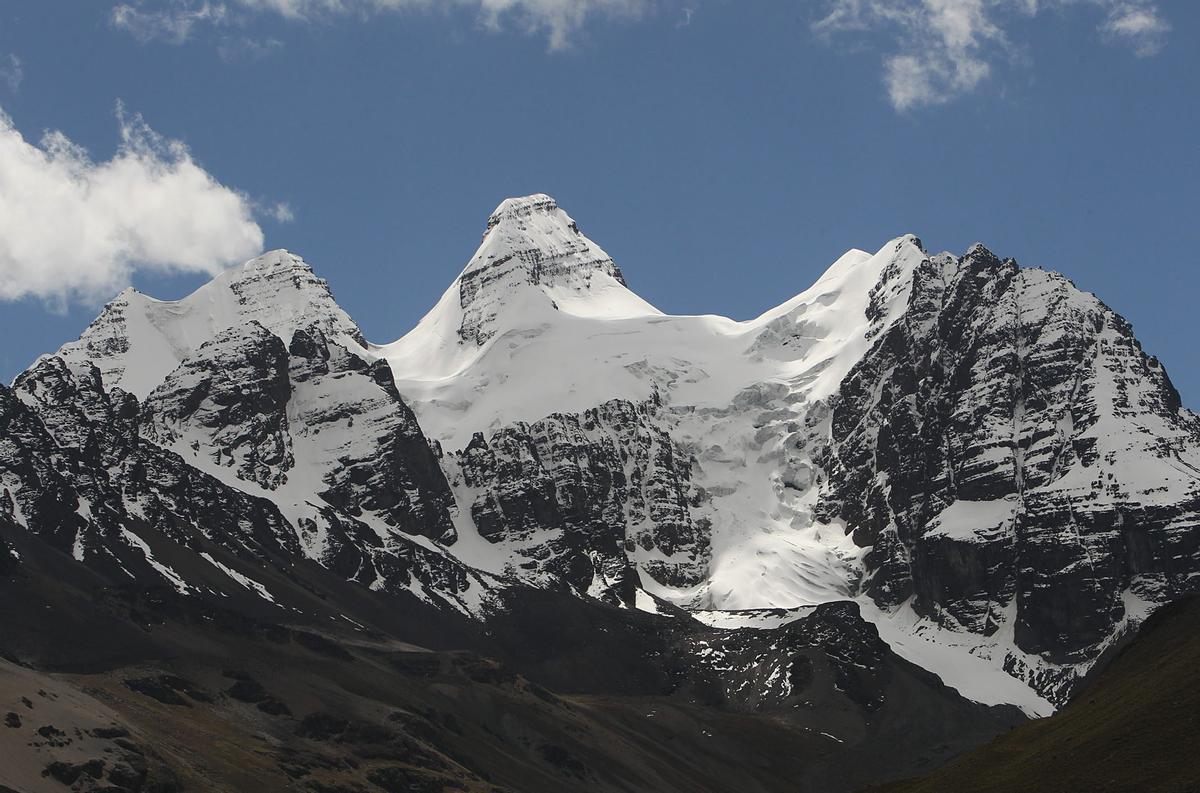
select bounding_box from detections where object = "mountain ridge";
[54,249,365,399]
[8,193,1199,723]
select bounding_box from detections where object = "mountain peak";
[466,192,615,281]
[375,194,662,384]
[55,249,362,399]
[485,193,562,231]
[217,249,324,292]
[239,247,309,272]
[451,194,656,345]
[963,241,1002,264]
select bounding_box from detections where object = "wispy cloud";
[216,35,285,62]
[107,1,1174,104]
[0,102,270,304]
[264,201,295,222]
[814,0,1172,111]
[475,0,650,50]
[111,0,654,51]
[0,54,23,93]
[111,1,230,44]
[1101,3,1170,56]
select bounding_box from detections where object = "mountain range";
[2,194,1197,792]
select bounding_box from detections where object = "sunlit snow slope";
[378,195,922,616]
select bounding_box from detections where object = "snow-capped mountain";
[380,195,1199,711]
[56,249,366,400]
[4,194,1198,725]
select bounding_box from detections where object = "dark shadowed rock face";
[284,327,456,544]
[1,371,92,555]
[142,322,295,491]
[132,318,458,546]
[1,352,480,614]
[678,602,893,712]
[447,395,708,603]
[5,359,300,578]
[816,245,1200,664]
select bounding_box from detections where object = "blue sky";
[0,1,1197,403]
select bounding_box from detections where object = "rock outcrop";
[445,395,709,602]
[816,244,1200,670]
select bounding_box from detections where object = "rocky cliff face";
[2,194,1197,717]
[142,322,295,491]
[4,357,301,585]
[815,244,1200,671]
[444,394,709,603]
[286,326,457,544]
[5,323,484,616]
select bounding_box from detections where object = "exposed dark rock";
[815,244,1200,689]
[42,758,104,784]
[449,396,708,601]
[141,322,295,490]
[124,677,192,707]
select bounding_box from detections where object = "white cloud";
[112,0,652,51]
[112,1,230,43]
[265,201,295,222]
[814,0,1171,111]
[0,55,22,93]
[0,103,266,304]
[472,0,649,50]
[1101,3,1169,56]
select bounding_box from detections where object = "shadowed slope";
[865,595,1200,793]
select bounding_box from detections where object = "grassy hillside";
[867,596,1200,793]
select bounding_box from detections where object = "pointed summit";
[485,193,565,230]
[378,194,660,384]
[454,193,655,345]
[56,249,363,399]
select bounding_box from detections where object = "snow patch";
[199,551,278,604]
